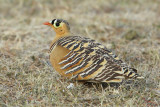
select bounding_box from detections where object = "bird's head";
[44,19,70,36]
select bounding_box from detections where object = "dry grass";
[0,0,160,106]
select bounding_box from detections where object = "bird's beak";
[43,22,52,26]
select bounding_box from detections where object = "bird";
[43,19,143,83]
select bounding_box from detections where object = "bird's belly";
[49,45,74,77]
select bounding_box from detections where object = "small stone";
[67,83,74,89]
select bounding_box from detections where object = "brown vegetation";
[0,0,159,106]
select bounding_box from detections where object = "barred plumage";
[44,19,143,83]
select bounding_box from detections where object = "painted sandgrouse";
[44,19,143,83]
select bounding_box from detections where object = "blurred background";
[0,0,160,106]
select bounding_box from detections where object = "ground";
[0,0,160,106]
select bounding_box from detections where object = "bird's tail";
[124,67,144,79]
[136,75,144,79]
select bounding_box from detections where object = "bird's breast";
[49,45,76,77]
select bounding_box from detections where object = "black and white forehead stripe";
[50,19,70,29]
[51,19,62,25]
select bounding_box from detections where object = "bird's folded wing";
[50,36,140,82]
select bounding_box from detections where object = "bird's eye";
[53,19,61,28]
[54,22,60,28]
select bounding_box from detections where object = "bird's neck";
[50,32,71,47]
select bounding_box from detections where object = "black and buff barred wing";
[50,36,141,82]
